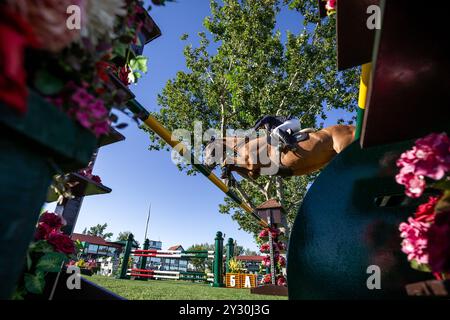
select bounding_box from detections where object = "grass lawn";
[86,275,287,300]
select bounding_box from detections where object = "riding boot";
[272,129,298,150]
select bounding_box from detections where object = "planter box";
[251,284,288,297]
[46,173,112,203]
[406,280,450,297]
[0,92,98,299]
[0,90,97,172]
[24,271,125,300]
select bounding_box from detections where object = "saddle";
[253,115,312,151]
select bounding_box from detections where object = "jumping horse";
[204,124,356,178]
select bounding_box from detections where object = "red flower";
[118,66,131,86]
[96,61,112,83]
[91,175,102,184]
[276,275,287,286]
[47,231,75,255]
[261,274,272,284]
[276,242,287,251]
[276,255,286,267]
[427,211,450,273]
[414,196,440,223]
[34,223,51,241]
[0,7,40,113]
[39,211,65,230]
[260,243,270,253]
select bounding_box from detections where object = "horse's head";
[204,137,224,169]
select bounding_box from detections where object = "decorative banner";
[225,273,257,289]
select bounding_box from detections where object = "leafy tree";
[243,248,258,256]
[82,223,113,240]
[116,231,140,247]
[144,0,359,237]
[116,231,133,241]
[186,243,215,272]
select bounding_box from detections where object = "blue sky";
[47,0,350,252]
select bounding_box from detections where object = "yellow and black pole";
[127,99,268,227]
[354,63,372,140]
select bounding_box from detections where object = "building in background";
[71,233,124,259]
[145,240,163,269]
[235,256,264,273]
[158,245,188,272]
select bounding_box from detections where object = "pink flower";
[258,227,281,240]
[258,229,268,239]
[68,86,110,137]
[427,211,450,273]
[261,255,271,267]
[395,169,426,198]
[325,0,336,11]
[399,217,430,265]
[396,133,450,198]
[67,260,76,266]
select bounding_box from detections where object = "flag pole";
[144,203,151,241]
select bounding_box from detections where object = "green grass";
[86,275,287,300]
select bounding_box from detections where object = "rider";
[253,115,304,148]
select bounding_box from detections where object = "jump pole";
[355,63,372,140]
[127,99,267,227]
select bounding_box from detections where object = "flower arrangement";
[0,0,156,137]
[261,274,287,286]
[257,227,287,286]
[13,212,78,299]
[396,132,450,279]
[68,258,98,275]
[228,257,245,274]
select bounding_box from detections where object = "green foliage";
[34,69,64,95]
[187,243,215,272]
[24,272,46,295]
[144,0,360,236]
[128,55,148,83]
[15,240,73,299]
[88,275,287,300]
[83,223,113,240]
[410,259,431,273]
[35,252,67,273]
[117,231,134,241]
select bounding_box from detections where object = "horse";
[204,124,356,178]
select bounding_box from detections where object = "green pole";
[213,231,225,287]
[119,233,134,279]
[137,239,150,281]
[225,238,234,274]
